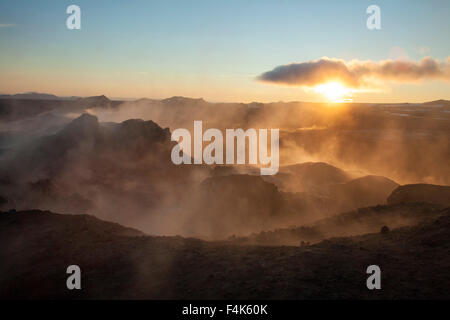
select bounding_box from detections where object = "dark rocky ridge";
[1,208,450,299]
[232,202,447,246]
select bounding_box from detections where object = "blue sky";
[1,0,449,102]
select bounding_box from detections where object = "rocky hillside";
[1,208,450,299]
[232,202,446,246]
[388,184,450,206]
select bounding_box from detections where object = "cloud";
[0,23,15,28]
[258,57,450,89]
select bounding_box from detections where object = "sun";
[314,82,353,102]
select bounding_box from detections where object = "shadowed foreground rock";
[1,209,450,299]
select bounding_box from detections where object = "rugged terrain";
[1,207,449,299]
[1,95,449,299]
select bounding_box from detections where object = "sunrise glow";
[314,82,353,102]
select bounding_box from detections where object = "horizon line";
[0,91,449,105]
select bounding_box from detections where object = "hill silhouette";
[388,184,450,206]
[1,208,450,299]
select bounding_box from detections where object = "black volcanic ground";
[1,205,450,299]
[0,95,450,299]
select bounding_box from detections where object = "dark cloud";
[258,57,450,88]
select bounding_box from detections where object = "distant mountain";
[161,96,206,106]
[0,94,122,122]
[0,93,116,105]
[422,99,450,107]
[76,95,112,108]
[0,92,60,100]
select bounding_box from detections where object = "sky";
[0,0,449,103]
